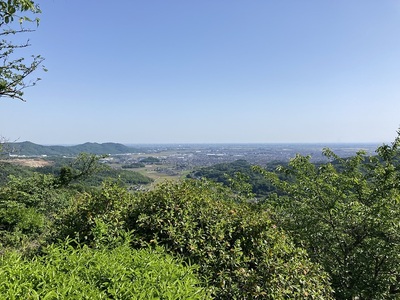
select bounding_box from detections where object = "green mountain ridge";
[5,141,137,156]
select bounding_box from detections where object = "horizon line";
[12,140,386,147]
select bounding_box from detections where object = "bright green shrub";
[53,179,332,298]
[257,139,400,299]
[0,173,68,215]
[0,202,44,252]
[0,173,71,253]
[127,179,333,299]
[0,241,210,299]
[55,182,134,247]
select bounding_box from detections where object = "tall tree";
[0,0,45,101]
[258,133,400,299]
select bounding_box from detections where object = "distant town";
[2,142,381,183]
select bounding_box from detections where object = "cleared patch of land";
[1,158,52,168]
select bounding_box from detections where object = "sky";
[1,0,400,145]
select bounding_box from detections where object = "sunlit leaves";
[0,242,210,299]
[128,179,333,299]
[261,135,400,299]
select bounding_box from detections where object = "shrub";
[0,173,71,253]
[54,182,134,248]
[257,137,400,299]
[0,241,210,299]
[0,173,68,215]
[127,179,333,299]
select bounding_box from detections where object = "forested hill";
[5,141,137,156]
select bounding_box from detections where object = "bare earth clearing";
[1,158,52,168]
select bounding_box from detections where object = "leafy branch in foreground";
[0,0,46,101]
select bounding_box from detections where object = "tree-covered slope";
[6,141,137,156]
[188,159,282,196]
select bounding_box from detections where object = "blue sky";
[1,0,400,144]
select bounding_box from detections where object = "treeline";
[4,141,137,156]
[0,154,153,187]
[1,135,400,299]
[187,159,285,197]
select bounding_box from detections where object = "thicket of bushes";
[129,180,332,299]
[0,169,333,298]
[53,179,332,299]
[1,135,400,298]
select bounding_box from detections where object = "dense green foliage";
[0,161,34,185]
[258,136,400,299]
[3,135,400,298]
[128,179,333,299]
[0,155,151,253]
[55,182,134,248]
[0,242,210,299]
[53,180,333,299]
[0,171,210,299]
[0,173,71,253]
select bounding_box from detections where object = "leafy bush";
[0,241,210,299]
[55,182,134,248]
[0,174,67,214]
[127,179,333,299]
[0,173,72,252]
[258,137,400,299]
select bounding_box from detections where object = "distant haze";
[5,141,381,164]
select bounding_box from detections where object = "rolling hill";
[5,141,137,156]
